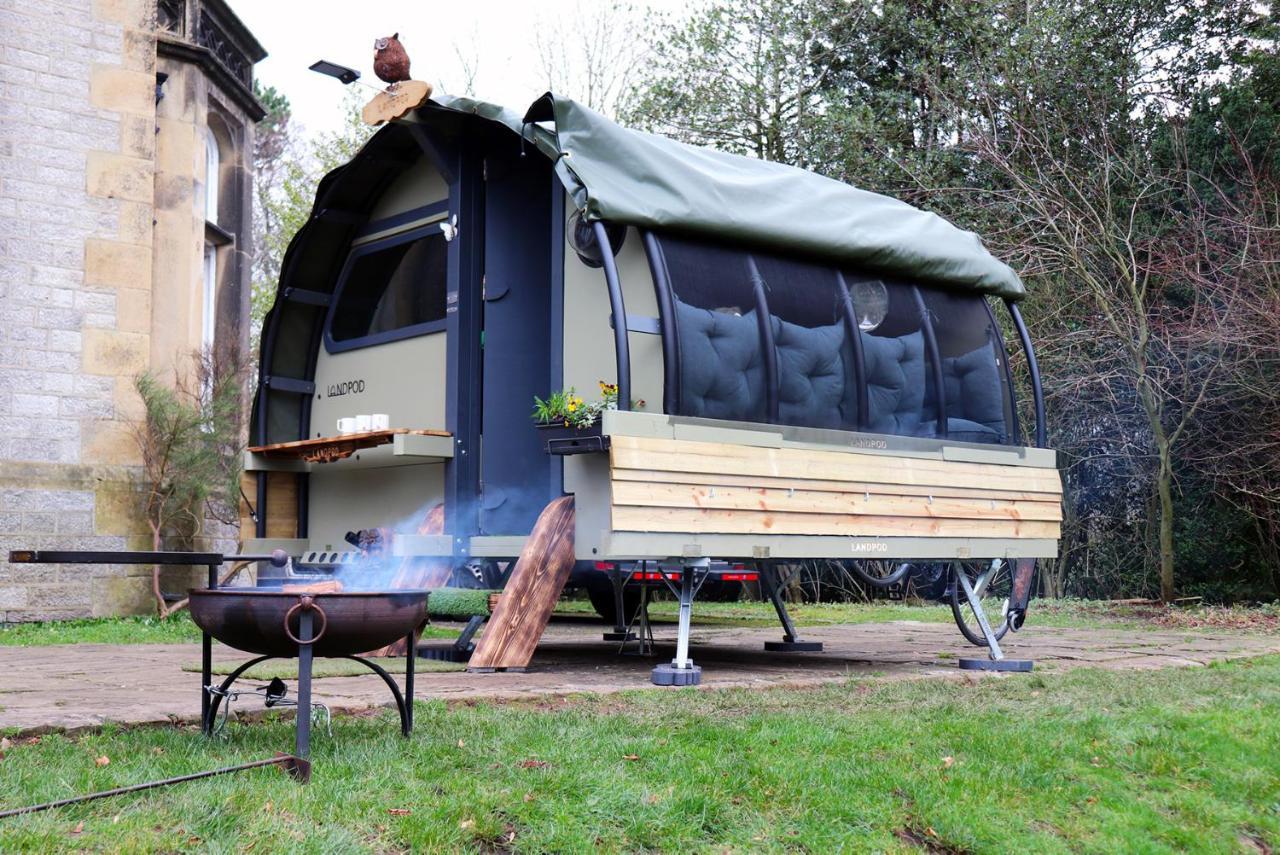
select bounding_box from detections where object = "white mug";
[354,414,372,432]
[370,413,390,430]
[336,417,358,435]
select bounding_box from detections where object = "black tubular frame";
[983,298,1021,447]
[594,220,632,410]
[835,271,869,430]
[641,230,681,415]
[746,255,780,422]
[912,286,948,440]
[1006,299,1046,448]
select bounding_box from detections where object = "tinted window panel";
[919,288,1009,444]
[654,233,1012,443]
[331,231,447,343]
[661,236,768,423]
[846,276,928,437]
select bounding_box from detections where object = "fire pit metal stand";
[6,549,423,788]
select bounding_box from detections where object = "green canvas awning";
[423,92,1025,300]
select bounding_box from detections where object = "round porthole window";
[567,210,625,268]
[851,278,889,331]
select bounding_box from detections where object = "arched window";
[204,125,220,224]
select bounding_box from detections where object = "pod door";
[478,154,557,536]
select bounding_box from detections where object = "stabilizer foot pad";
[651,663,702,686]
[603,631,636,642]
[959,658,1033,672]
[764,640,823,653]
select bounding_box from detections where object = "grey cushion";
[923,345,1006,440]
[860,331,925,435]
[772,317,847,428]
[676,301,767,422]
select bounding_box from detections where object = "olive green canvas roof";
[424,92,1025,300]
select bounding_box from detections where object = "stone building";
[0,0,266,620]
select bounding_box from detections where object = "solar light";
[309,60,361,85]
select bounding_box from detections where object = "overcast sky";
[228,0,687,141]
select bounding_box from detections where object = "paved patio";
[2,618,1278,734]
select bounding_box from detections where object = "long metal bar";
[912,286,947,439]
[201,562,216,732]
[403,634,415,734]
[7,550,287,566]
[760,562,801,642]
[673,566,696,669]
[0,757,295,819]
[835,272,869,430]
[593,221,631,410]
[955,564,1005,660]
[746,256,779,422]
[296,610,313,762]
[255,472,267,539]
[1005,300,1046,448]
[984,299,1021,446]
[641,231,681,415]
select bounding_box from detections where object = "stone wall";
[0,0,258,621]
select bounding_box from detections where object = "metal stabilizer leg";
[652,559,707,686]
[956,565,1033,673]
[603,563,636,642]
[760,562,822,653]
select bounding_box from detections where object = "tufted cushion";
[675,301,767,422]
[923,345,1006,441]
[772,317,847,428]
[859,331,926,435]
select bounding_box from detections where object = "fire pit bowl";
[188,588,429,658]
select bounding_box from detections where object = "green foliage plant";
[132,347,245,617]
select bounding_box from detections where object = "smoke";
[324,494,485,592]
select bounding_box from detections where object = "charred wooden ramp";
[468,496,575,671]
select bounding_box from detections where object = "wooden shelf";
[248,429,452,464]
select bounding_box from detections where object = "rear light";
[593,562,615,571]
[720,573,758,582]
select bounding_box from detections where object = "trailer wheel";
[949,560,1012,646]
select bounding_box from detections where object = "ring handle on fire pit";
[283,595,329,646]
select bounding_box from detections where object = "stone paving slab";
[1,620,1277,734]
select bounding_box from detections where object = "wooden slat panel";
[613,468,1055,503]
[611,436,1062,495]
[612,481,1063,522]
[610,505,1060,540]
[264,472,298,540]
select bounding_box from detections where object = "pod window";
[327,228,447,350]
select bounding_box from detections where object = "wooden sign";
[362,80,433,126]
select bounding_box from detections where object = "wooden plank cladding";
[238,471,299,541]
[608,436,1062,541]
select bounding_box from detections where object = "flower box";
[535,421,609,455]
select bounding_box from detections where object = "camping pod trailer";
[245,93,1061,679]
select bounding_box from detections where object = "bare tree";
[534,1,655,118]
[969,107,1263,602]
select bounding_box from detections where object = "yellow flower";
[567,402,578,412]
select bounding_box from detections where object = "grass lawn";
[4,598,1276,648]
[0,614,460,647]
[0,656,1277,852]
[557,595,1280,633]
